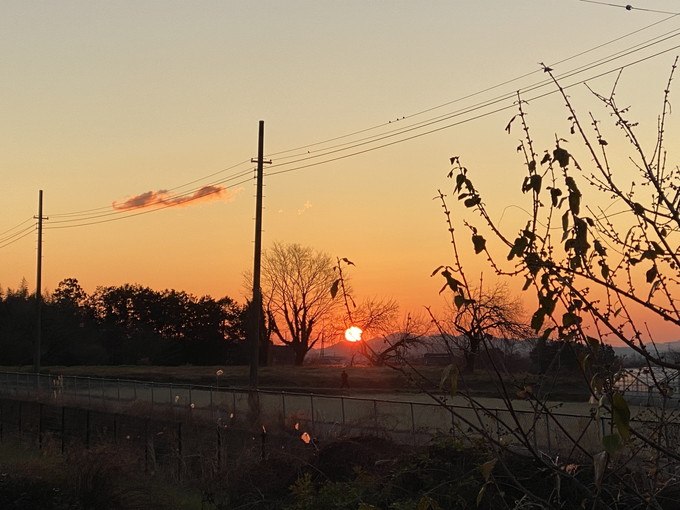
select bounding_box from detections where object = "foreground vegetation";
[3,430,680,510]
[0,442,202,510]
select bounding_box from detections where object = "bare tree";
[371,312,432,367]
[439,280,532,373]
[332,257,431,366]
[262,242,338,365]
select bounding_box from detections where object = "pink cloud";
[112,185,238,211]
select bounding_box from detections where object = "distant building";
[614,367,680,407]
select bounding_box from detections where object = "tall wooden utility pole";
[34,190,46,373]
[249,121,271,388]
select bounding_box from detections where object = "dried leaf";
[593,451,607,490]
[479,459,497,482]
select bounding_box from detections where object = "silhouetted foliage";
[431,62,680,507]
[0,278,247,366]
[0,280,35,365]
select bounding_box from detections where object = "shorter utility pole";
[34,190,47,373]
[249,120,271,388]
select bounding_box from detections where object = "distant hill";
[309,336,680,365]
[308,334,535,364]
[612,339,680,363]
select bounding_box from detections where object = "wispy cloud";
[112,185,240,211]
[297,200,312,215]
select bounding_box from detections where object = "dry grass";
[0,441,204,510]
[0,364,590,401]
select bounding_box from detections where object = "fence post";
[144,419,149,472]
[533,413,538,451]
[341,397,346,426]
[61,406,65,454]
[309,395,315,433]
[546,415,552,452]
[374,400,378,432]
[281,392,286,426]
[495,410,500,440]
[38,403,43,450]
[117,379,121,402]
[410,403,416,446]
[216,426,221,471]
[85,409,91,449]
[450,405,456,440]
[151,383,155,408]
[18,401,22,442]
[177,422,183,482]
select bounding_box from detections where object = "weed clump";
[0,472,81,510]
[66,445,173,510]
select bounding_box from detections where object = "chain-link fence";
[2,371,678,457]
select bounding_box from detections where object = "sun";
[344,326,363,342]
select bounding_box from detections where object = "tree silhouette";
[262,242,339,365]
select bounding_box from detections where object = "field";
[0,364,591,401]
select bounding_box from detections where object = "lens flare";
[344,326,363,342]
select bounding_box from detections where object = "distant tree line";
[0,278,248,366]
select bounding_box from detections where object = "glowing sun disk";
[344,326,363,342]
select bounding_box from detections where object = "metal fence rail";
[1,371,678,456]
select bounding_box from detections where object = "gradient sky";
[2,1,680,337]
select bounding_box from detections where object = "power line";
[578,0,680,15]
[46,169,253,227]
[0,224,35,250]
[264,36,680,177]
[267,42,680,178]
[266,11,679,162]
[45,175,254,230]
[33,32,680,233]
[9,10,680,233]
[0,217,34,238]
[263,26,680,173]
[52,160,250,218]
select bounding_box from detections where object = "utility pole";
[34,190,47,373]
[249,121,271,388]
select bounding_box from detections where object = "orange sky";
[2,1,679,342]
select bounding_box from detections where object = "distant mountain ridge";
[612,339,680,361]
[310,336,680,363]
